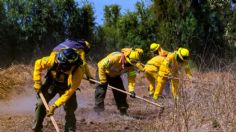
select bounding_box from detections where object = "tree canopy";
[0,0,236,69]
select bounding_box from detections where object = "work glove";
[46,104,57,117]
[34,81,41,93]
[130,91,136,98]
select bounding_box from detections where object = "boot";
[119,108,128,116]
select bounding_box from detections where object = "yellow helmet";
[135,48,143,56]
[126,51,140,65]
[150,43,160,52]
[177,48,189,61]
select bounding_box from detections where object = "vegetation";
[0,0,236,69]
[0,1,236,131]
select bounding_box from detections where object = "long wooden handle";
[89,79,164,108]
[39,92,60,132]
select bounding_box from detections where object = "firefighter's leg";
[109,76,129,115]
[63,93,77,132]
[32,81,56,132]
[153,76,167,101]
[94,69,108,113]
[145,72,156,96]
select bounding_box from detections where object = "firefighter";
[147,43,170,97]
[144,55,166,97]
[153,47,192,101]
[32,48,83,132]
[94,50,140,115]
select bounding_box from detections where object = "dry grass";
[0,64,236,131]
[136,71,236,131]
[0,64,33,99]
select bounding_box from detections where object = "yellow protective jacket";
[144,55,166,73]
[51,49,92,79]
[158,52,192,78]
[121,48,144,72]
[33,53,83,107]
[98,52,136,92]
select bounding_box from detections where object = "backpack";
[53,39,89,53]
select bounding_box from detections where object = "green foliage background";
[0,0,236,69]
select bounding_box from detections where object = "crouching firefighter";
[94,50,140,115]
[32,48,83,132]
[153,47,192,101]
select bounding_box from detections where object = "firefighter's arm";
[33,55,54,92]
[77,49,92,79]
[184,63,192,79]
[97,57,111,84]
[85,64,92,79]
[135,62,145,72]
[54,67,83,107]
[78,49,87,66]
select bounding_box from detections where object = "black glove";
[130,91,136,98]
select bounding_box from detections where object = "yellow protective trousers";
[153,75,179,100]
[144,65,159,95]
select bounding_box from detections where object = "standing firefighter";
[52,39,93,81]
[94,50,140,115]
[153,48,192,101]
[32,48,83,132]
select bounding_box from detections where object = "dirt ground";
[0,79,163,132]
[0,66,235,131]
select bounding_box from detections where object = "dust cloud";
[0,87,36,115]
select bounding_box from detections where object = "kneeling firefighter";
[32,48,83,132]
[94,50,140,115]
